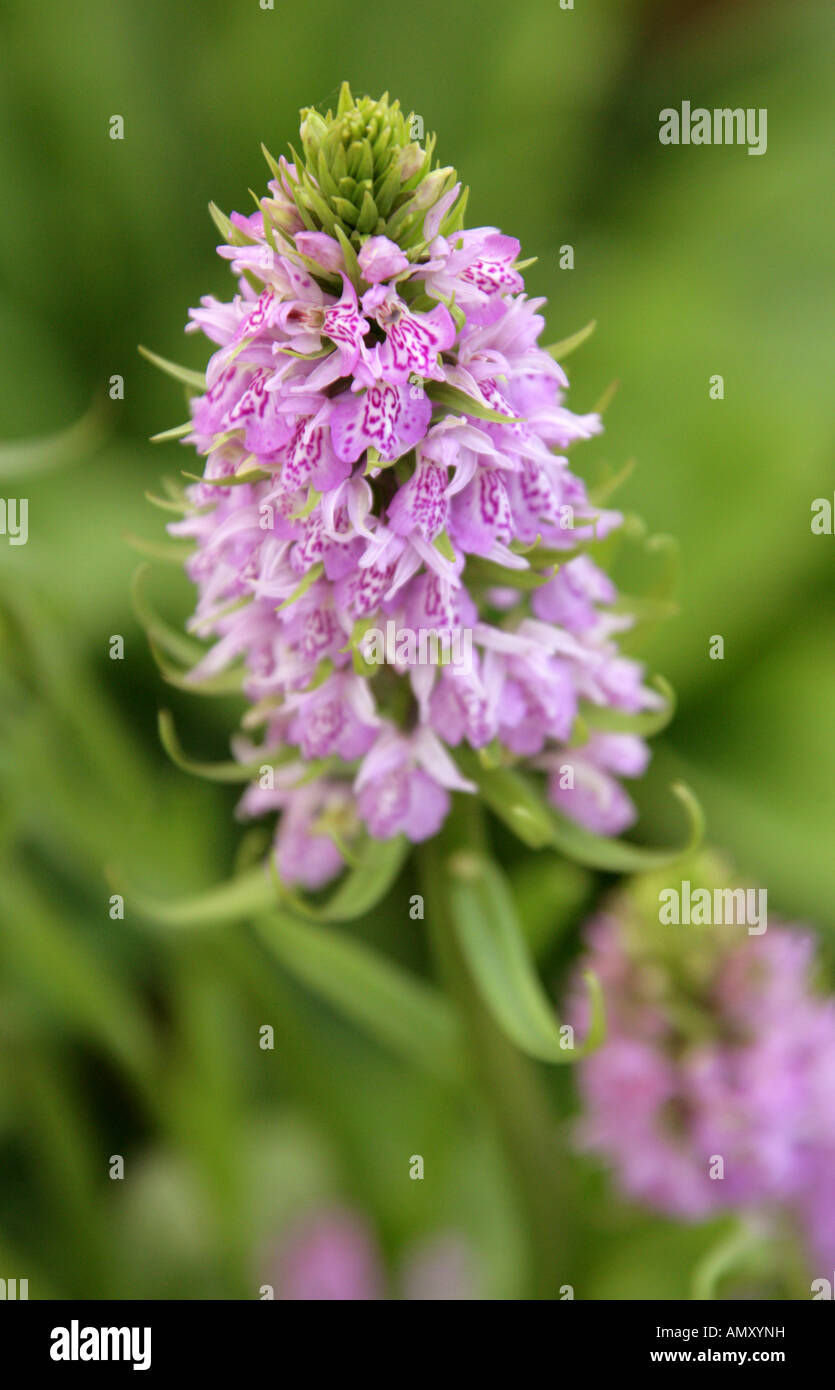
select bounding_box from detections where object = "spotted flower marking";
[330,382,431,463]
[363,286,455,383]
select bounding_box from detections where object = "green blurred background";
[0,0,832,1299]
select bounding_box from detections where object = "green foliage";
[0,0,831,1299]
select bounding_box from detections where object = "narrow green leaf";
[545,319,597,361]
[290,834,409,923]
[434,529,456,563]
[157,709,289,783]
[131,564,206,666]
[441,186,469,236]
[208,200,255,246]
[277,562,324,611]
[126,833,408,946]
[579,675,677,737]
[182,467,271,488]
[593,379,620,415]
[145,490,200,515]
[149,421,192,443]
[125,865,276,928]
[254,909,465,1085]
[453,749,555,849]
[467,556,555,591]
[333,223,362,287]
[138,345,207,393]
[148,641,246,696]
[546,781,705,872]
[246,188,276,253]
[446,851,604,1064]
[589,457,636,505]
[261,143,282,184]
[426,382,523,424]
[457,748,704,870]
[692,1224,766,1302]
[289,486,320,520]
[287,180,317,233]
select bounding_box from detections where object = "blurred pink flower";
[265,1206,476,1300]
[270,1208,384,1301]
[568,887,835,1268]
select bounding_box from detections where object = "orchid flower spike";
[149,84,664,889]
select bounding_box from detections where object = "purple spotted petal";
[223,368,293,456]
[322,275,369,373]
[330,382,432,464]
[367,291,456,383]
[387,459,449,539]
[448,470,513,555]
[284,418,350,493]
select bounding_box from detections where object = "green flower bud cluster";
[285,82,463,252]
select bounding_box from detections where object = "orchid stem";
[419,797,575,1299]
